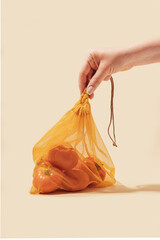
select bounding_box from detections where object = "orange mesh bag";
[30,78,116,194]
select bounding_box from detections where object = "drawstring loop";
[107,76,117,147]
[74,76,117,147]
[87,54,117,147]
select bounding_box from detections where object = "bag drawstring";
[87,55,117,147]
[108,76,117,147]
[77,76,117,147]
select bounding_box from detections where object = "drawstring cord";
[87,55,117,147]
[107,76,117,147]
[74,76,117,147]
[86,76,117,147]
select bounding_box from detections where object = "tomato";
[33,166,63,193]
[35,158,53,168]
[74,159,98,183]
[47,145,79,170]
[98,168,106,181]
[85,157,106,181]
[62,169,90,191]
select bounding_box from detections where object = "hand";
[78,48,130,99]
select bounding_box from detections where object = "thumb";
[86,63,108,95]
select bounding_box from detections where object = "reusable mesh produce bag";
[30,78,117,194]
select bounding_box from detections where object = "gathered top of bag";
[72,77,117,147]
[72,89,91,116]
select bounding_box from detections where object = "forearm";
[121,37,160,70]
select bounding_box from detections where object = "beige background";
[1,0,160,238]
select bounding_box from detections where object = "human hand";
[78,48,131,99]
[79,38,160,99]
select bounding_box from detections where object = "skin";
[79,37,160,99]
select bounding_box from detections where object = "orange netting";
[30,88,116,194]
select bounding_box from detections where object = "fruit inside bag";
[30,81,117,194]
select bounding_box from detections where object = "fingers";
[86,62,107,95]
[88,92,94,99]
[104,75,111,81]
[78,60,91,94]
[79,51,111,98]
[88,68,94,81]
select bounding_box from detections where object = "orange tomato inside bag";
[30,89,116,194]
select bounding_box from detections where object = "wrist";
[120,39,160,69]
[122,45,146,68]
[116,47,136,71]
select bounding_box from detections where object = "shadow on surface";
[46,182,160,196]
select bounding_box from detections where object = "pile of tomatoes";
[32,145,106,194]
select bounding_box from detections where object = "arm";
[79,37,160,98]
[122,37,160,69]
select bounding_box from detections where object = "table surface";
[1,181,160,238]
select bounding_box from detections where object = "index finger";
[78,60,91,94]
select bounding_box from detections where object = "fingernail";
[87,86,94,95]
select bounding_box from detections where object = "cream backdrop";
[1,0,160,238]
